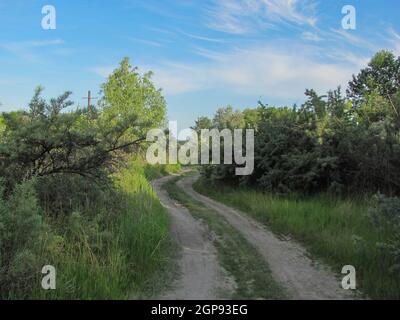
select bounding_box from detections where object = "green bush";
[369,194,400,276]
[197,51,400,197]
[0,58,172,299]
[0,179,43,299]
[0,160,173,299]
[31,161,171,300]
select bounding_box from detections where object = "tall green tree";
[212,106,245,130]
[192,116,212,133]
[99,57,166,139]
[347,50,400,106]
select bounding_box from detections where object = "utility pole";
[82,90,98,112]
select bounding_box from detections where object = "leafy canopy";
[0,59,166,190]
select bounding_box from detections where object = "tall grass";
[1,161,175,300]
[194,179,400,299]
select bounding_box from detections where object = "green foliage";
[192,116,213,132]
[0,59,171,299]
[0,87,143,189]
[370,194,400,227]
[194,179,400,299]
[99,57,166,139]
[0,115,5,136]
[200,51,400,196]
[36,161,171,300]
[243,108,262,130]
[0,160,172,300]
[212,106,246,130]
[195,50,400,299]
[348,50,400,106]
[369,194,400,276]
[0,59,166,192]
[0,179,43,299]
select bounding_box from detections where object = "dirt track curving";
[153,176,234,300]
[177,175,354,300]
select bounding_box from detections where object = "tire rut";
[178,175,355,300]
[153,175,234,300]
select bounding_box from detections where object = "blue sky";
[0,0,399,129]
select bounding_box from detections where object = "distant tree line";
[194,50,400,196]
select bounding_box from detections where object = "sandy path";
[178,175,354,300]
[153,175,234,300]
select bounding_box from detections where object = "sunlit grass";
[31,162,176,300]
[194,179,400,299]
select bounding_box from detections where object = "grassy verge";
[38,162,175,299]
[1,161,177,300]
[193,179,400,299]
[163,175,287,300]
[143,162,181,181]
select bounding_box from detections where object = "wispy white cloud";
[262,0,317,26]
[205,0,259,34]
[145,43,364,98]
[0,39,65,54]
[126,37,164,47]
[328,27,400,58]
[205,0,317,34]
[388,28,400,56]
[90,1,399,104]
[0,39,64,61]
[179,31,227,43]
[302,31,321,42]
[325,50,370,69]
[329,28,378,51]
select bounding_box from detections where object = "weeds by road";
[193,179,400,299]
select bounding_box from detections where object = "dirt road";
[152,176,234,300]
[177,175,354,300]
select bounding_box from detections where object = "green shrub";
[369,194,400,228]
[32,161,171,300]
[0,179,43,299]
[369,194,400,276]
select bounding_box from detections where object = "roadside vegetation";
[193,50,400,299]
[2,48,400,300]
[194,180,399,299]
[164,175,287,300]
[0,58,177,299]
